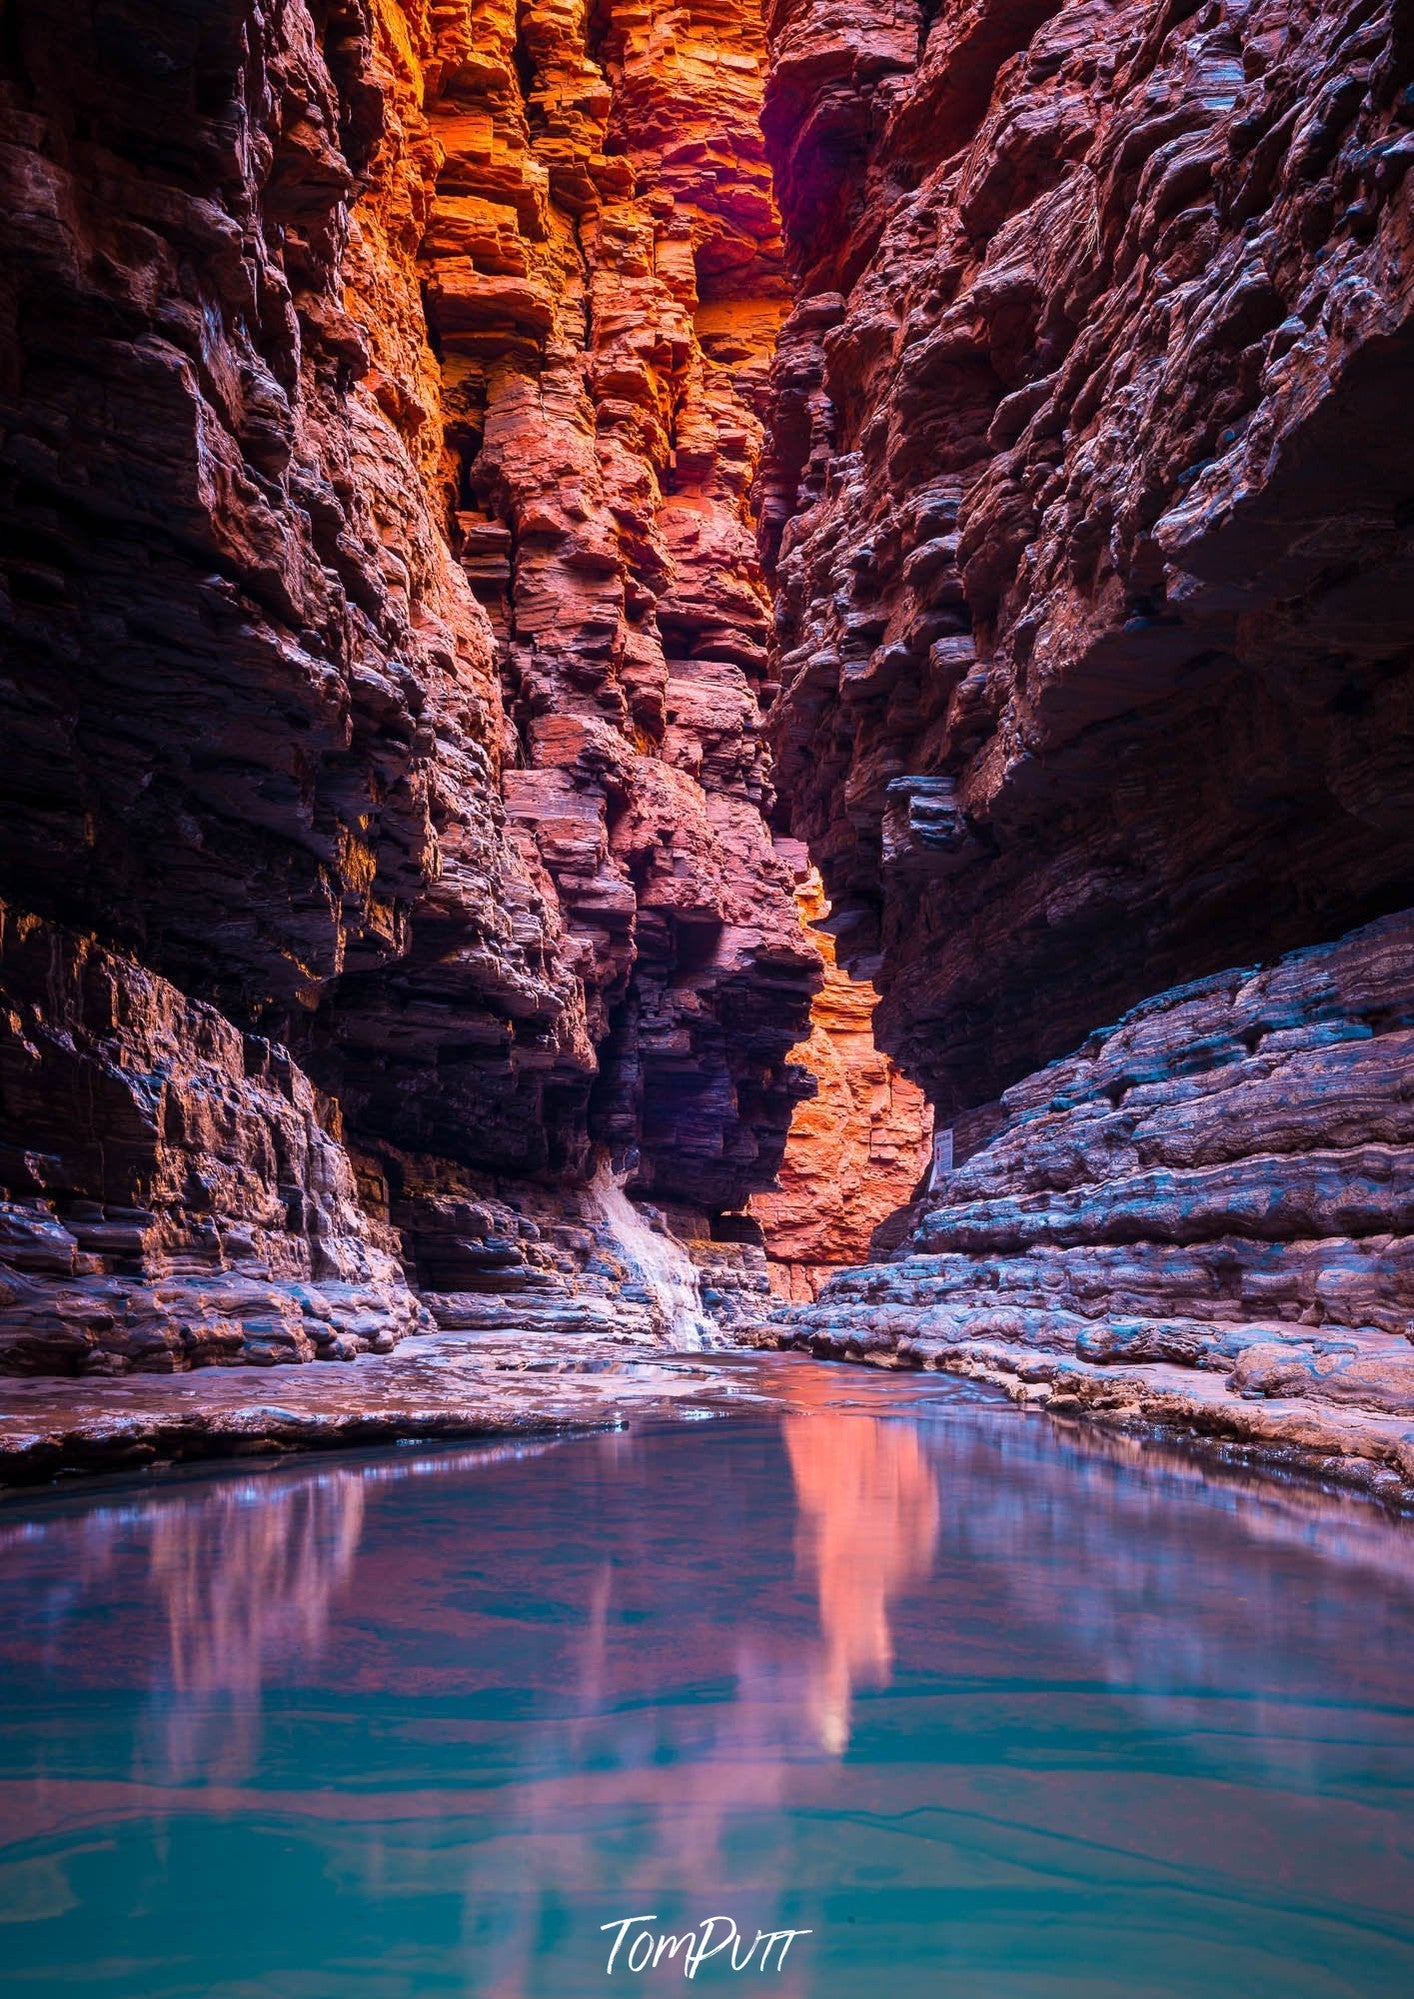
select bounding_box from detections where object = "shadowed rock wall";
[0,0,820,1369]
[761,0,1414,1115]
[0,902,422,1372]
[756,0,1414,1466]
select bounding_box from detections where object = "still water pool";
[0,1359,1411,1997]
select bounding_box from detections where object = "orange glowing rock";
[751,852,932,1302]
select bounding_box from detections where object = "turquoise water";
[0,1359,1412,1996]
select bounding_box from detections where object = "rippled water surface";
[1,1357,1412,1997]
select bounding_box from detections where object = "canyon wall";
[757,0,1414,1476]
[749,844,932,1301]
[761,0,1414,1113]
[412,0,821,1212]
[0,0,822,1368]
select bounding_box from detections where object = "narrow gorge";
[1,0,828,1378]
[3,8,1414,1992]
[1,0,1412,1503]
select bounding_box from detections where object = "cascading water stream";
[588,1161,718,1351]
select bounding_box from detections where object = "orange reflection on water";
[785,1410,940,1753]
[0,1411,944,1997]
[463,1408,942,1994]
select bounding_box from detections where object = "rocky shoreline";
[0,1330,793,1489]
[749,1323,1414,1512]
[1,1315,1408,1512]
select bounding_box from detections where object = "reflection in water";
[466,1410,941,1993]
[0,1474,363,1786]
[785,1413,939,1753]
[1,1370,1412,1999]
[144,1470,365,1781]
[0,1438,557,1792]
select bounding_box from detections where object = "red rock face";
[407,0,821,1209]
[760,0,1414,1118]
[749,847,932,1302]
[755,0,1414,1455]
[0,901,421,1373]
[0,0,822,1366]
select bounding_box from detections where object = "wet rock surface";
[0,1330,698,1485]
[0,1339,989,1487]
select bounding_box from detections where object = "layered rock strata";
[0,901,421,1374]
[412,0,819,1210]
[0,0,820,1370]
[753,0,1414,1478]
[761,0,1414,1114]
[1,0,585,1162]
[749,845,932,1301]
[766,910,1414,1496]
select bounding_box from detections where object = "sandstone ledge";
[0,1330,810,1489]
[751,1320,1414,1512]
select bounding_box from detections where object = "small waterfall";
[588,1160,717,1350]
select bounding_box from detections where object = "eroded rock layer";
[0,902,422,1374]
[749,843,932,1301]
[768,909,1414,1494]
[755,0,1414,1471]
[761,0,1414,1114]
[0,0,820,1368]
